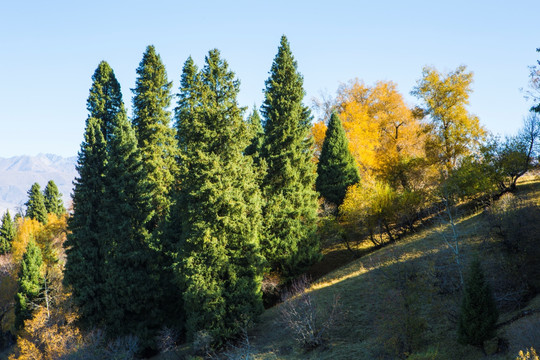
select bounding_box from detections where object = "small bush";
[279,275,340,350]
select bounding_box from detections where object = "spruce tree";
[25,183,47,224]
[87,61,125,141]
[0,210,16,254]
[131,45,177,231]
[101,111,161,345]
[64,117,108,328]
[43,180,65,216]
[458,258,499,346]
[15,238,43,328]
[316,112,360,206]
[170,50,264,343]
[260,36,320,277]
[245,107,264,159]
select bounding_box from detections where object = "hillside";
[0,154,76,214]
[220,178,540,360]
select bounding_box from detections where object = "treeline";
[314,65,540,246]
[59,36,319,350]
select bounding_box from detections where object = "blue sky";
[0,0,538,157]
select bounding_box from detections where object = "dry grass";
[244,177,540,360]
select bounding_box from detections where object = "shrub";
[279,275,340,350]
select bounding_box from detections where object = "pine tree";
[0,210,16,254]
[64,117,108,328]
[131,45,177,231]
[170,50,264,344]
[25,183,47,224]
[87,61,125,141]
[316,112,360,206]
[101,111,161,345]
[15,238,43,328]
[43,180,65,216]
[458,258,499,346]
[260,35,320,277]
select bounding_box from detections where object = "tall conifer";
[0,210,16,254]
[260,36,320,277]
[43,180,65,216]
[101,111,161,344]
[132,45,177,231]
[316,112,360,206]
[87,61,124,141]
[64,117,108,327]
[25,183,47,224]
[245,107,264,159]
[15,239,43,328]
[170,50,264,343]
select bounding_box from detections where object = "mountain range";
[0,154,77,215]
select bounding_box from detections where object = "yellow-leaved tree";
[335,80,426,184]
[311,120,327,162]
[411,65,486,175]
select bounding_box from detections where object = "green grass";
[241,177,540,360]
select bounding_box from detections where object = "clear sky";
[1,0,538,157]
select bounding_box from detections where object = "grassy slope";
[244,178,540,360]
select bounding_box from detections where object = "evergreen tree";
[170,50,264,343]
[316,112,360,206]
[101,111,161,345]
[131,45,177,231]
[0,210,16,254]
[87,61,125,141]
[245,107,264,159]
[260,35,320,277]
[15,238,43,328]
[64,117,108,328]
[25,183,47,224]
[458,257,499,346]
[43,180,65,216]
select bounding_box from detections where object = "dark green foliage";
[132,45,177,231]
[0,210,16,254]
[458,258,499,346]
[316,112,359,206]
[15,239,43,329]
[25,183,47,224]
[260,36,320,277]
[174,56,199,148]
[101,111,161,345]
[64,117,108,328]
[87,61,125,141]
[170,50,264,344]
[245,107,264,159]
[43,180,65,216]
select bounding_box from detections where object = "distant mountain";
[0,154,77,215]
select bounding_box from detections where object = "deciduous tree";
[412,66,485,174]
